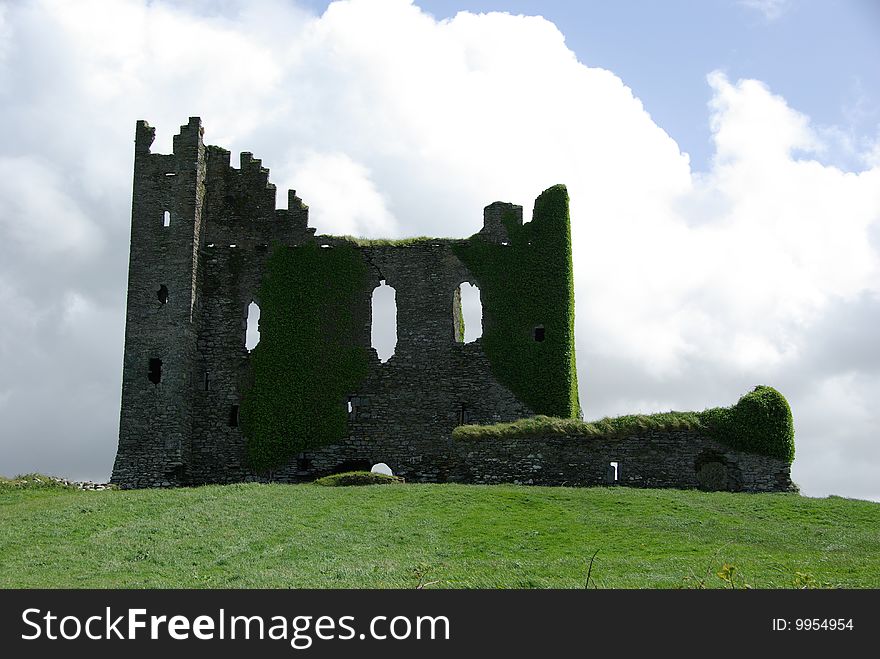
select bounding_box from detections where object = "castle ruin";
[112,118,794,493]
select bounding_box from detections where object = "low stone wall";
[453,429,795,492]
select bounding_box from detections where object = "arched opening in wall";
[163,210,171,228]
[534,325,545,342]
[334,459,371,474]
[695,453,742,491]
[245,301,260,351]
[371,280,397,362]
[455,282,482,343]
[157,285,168,305]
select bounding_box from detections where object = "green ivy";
[700,386,795,462]
[452,184,580,418]
[239,241,370,472]
[453,385,795,463]
[453,285,465,342]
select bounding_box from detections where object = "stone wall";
[113,118,535,488]
[112,118,794,493]
[454,430,795,492]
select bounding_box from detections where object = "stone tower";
[113,118,206,487]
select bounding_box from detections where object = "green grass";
[313,471,403,486]
[1,480,876,588]
[339,236,452,247]
[0,473,78,491]
[453,412,705,441]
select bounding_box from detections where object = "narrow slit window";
[456,404,470,426]
[204,372,210,391]
[534,325,545,342]
[228,404,240,427]
[163,210,171,228]
[148,358,162,384]
[246,301,261,351]
[157,284,168,305]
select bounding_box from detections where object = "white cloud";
[0,0,878,499]
[0,157,105,259]
[281,152,398,237]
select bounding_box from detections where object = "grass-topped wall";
[240,241,370,472]
[453,386,795,463]
[452,184,580,418]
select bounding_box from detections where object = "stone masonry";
[112,118,531,488]
[454,430,795,492]
[112,118,793,492]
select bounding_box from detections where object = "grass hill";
[1,476,877,588]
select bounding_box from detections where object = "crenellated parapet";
[202,146,312,247]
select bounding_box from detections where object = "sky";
[0,0,878,501]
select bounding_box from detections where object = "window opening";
[455,282,482,343]
[371,281,397,362]
[148,358,162,384]
[246,301,261,351]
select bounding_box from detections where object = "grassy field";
[1,478,878,588]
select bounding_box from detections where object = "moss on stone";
[240,241,371,473]
[340,236,450,247]
[453,411,704,441]
[452,184,580,418]
[313,471,403,486]
[453,386,796,464]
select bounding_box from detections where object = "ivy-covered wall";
[454,385,795,464]
[239,241,371,472]
[452,184,580,419]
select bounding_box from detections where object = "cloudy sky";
[1,0,878,501]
